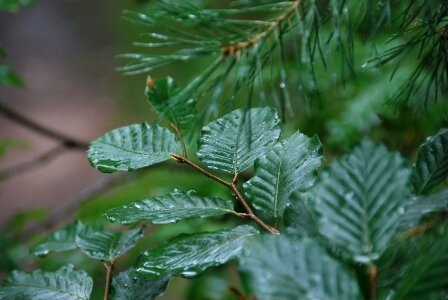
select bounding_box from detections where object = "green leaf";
[399,189,448,228]
[136,225,259,279]
[0,64,24,87]
[110,269,169,300]
[413,128,448,195]
[32,221,87,257]
[314,140,411,264]
[0,0,35,12]
[76,227,143,261]
[243,132,323,225]
[87,123,179,173]
[197,107,281,174]
[392,233,448,300]
[239,235,361,300]
[145,76,197,129]
[283,192,320,237]
[0,264,92,300]
[105,189,235,225]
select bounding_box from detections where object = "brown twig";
[171,154,279,234]
[0,102,89,149]
[0,144,66,182]
[369,264,377,300]
[103,260,116,300]
[17,173,131,239]
[222,1,299,56]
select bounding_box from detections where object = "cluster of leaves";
[1,73,447,299]
[0,0,35,13]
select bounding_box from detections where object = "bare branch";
[0,144,66,182]
[0,102,89,149]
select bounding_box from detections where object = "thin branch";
[103,260,116,300]
[171,154,232,188]
[0,102,89,149]
[369,264,377,300]
[171,154,279,234]
[18,173,131,240]
[169,123,187,158]
[222,1,298,55]
[0,144,66,182]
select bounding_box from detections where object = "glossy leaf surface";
[314,140,410,264]
[76,227,143,261]
[239,235,361,300]
[413,128,448,194]
[110,269,169,300]
[197,107,281,174]
[105,189,235,225]
[0,265,92,300]
[244,132,323,225]
[88,123,179,173]
[136,225,258,279]
[145,76,197,129]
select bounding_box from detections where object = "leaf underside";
[0,264,92,300]
[314,140,411,264]
[87,123,179,173]
[136,225,259,280]
[244,132,323,225]
[239,235,361,300]
[197,107,281,174]
[105,189,235,225]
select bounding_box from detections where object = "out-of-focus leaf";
[239,235,361,300]
[197,107,281,174]
[136,225,259,279]
[32,221,87,257]
[76,227,143,261]
[0,65,24,87]
[392,233,448,300]
[110,269,169,300]
[314,140,411,264]
[413,128,448,195]
[145,76,197,129]
[105,189,235,225]
[0,0,35,12]
[0,138,30,159]
[399,189,448,228]
[243,132,323,225]
[87,123,179,173]
[0,264,92,300]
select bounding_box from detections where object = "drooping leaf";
[239,235,361,300]
[145,76,197,129]
[76,227,143,261]
[243,132,323,225]
[32,221,87,257]
[197,107,281,174]
[136,225,259,279]
[87,123,179,173]
[413,128,448,195]
[105,189,235,225]
[399,188,448,228]
[110,269,169,300]
[314,140,411,264]
[0,264,92,300]
[392,233,448,300]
